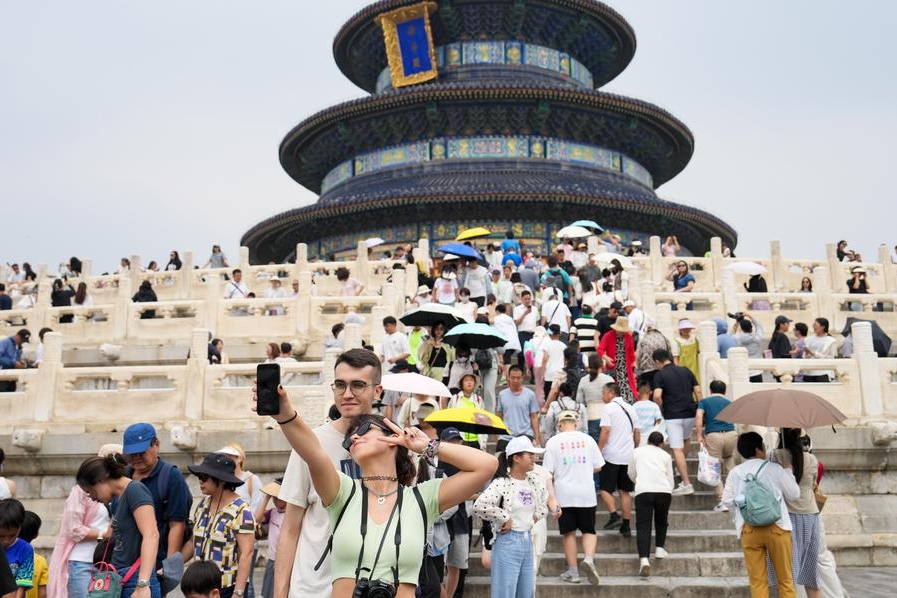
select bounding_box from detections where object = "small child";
[19,512,46,598]
[0,498,33,598]
[255,480,287,598]
[633,382,663,446]
[180,561,222,598]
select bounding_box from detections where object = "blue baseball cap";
[440,427,463,441]
[122,423,157,455]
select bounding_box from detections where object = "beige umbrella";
[717,388,846,429]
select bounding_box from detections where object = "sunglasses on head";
[342,420,392,451]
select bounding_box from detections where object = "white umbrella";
[555,225,592,239]
[381,373,452,397]
[442,253,462,261]
[364,237,386,249]
[594,252,634,268]
[724,261,767,275]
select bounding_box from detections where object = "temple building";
[242,0,737,262]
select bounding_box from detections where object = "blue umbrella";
[571,219,604,232]
[443,323,508,349]
[437,243,483,260]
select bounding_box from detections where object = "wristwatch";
[136,580,150,588]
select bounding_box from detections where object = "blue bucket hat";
[122,422,157,455]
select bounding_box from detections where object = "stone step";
[543,509,733,531]
[462,575,751,598]
[467,551,746,578]
[473,529,741,554]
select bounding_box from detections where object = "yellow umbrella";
[424,407,509,434]
[455,227,492,241]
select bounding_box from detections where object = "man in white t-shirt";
[512,290,539,369]
[460,258,492,307]
[276,349,378,598]
[598,381,640,537]
[223,269,250,299]
[540,289,572,335]
[541,324,567,399]
[380,316,411,365]
[543,411,605,584]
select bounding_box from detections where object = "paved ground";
[163,565,895,598]
[839,566,897,597]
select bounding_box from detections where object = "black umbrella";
[841,317,891,357]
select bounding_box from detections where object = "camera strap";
[355,482,403,586]
[313,480,356,572]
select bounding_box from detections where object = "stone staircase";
[464,447,752,597]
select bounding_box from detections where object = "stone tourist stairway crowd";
[2,233,897,598]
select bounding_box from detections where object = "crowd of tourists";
[3,234,890,598]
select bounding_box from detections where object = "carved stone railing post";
[825,243,840,291]
[180,251,194,299]
[236,246,249,276]
[655,302,673,345]
[720,268,738,316]
[33,279,53,331]
[129,254,142,290]
[813,267,834,316]
[381,281,399,320]
[640,280,657,321]
[852,321,883,417]
[649,235,663,286]
[185,329,209,420]
[36,263,48,281]
[878,243,896,293]
[114,278,133,341]
[370,305,388,353]
[343,322,363,350]
[727,347,751,400]
[697,320,719,394]
[205,277,222,333]
[296,271,313,338]
[709,237,722,289]
[587,235,600,256]
[389,269,407,313]
[628,268,643,306]
[80,259,93,281]
[770,240,785,291]
[296,243,309,272]
[33,331,64,422]
[357,241,371,290]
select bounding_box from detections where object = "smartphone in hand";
[256,363,281,416]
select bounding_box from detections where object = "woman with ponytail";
[76,453,160,598]
[769,428,821,598]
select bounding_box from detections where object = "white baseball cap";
[505,436,546,456]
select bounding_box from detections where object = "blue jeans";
[121,567,161,598]
[491,530,534,598]
[68,561,93,598]
[260,560,275,598]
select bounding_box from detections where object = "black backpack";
[474,349,492,371]
[543,269,568,295]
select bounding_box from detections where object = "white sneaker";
[639,557,651,577]
[655,547,669,559]
[672,482,695,495]
[581,559,600,584]
[712,502,730,512]
[559,571,582,584]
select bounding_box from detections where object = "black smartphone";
[256,363,281,416]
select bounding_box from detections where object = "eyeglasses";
[331,380,375,396]
[677,264,687,268]
[342,420,391,450]
[196,474,210,482]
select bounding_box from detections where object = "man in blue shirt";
[0,285,13,311]
[497,365,542,446]
[121,423,192,593]
[695,380,737,512]
[499,230,521,255]
[0,330,30,393]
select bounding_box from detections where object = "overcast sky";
[2,1,895,273]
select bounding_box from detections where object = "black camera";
[727,312,745,321]
[352,579,396,598]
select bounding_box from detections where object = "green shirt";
[326,474,442,585]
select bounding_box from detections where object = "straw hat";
[611,316,632,334]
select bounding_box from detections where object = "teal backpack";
[740,461,781,527]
